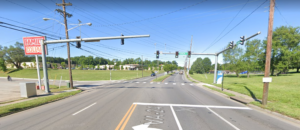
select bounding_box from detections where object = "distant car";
[151,73,156,76]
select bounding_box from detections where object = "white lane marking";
[132,122,162,130]
[165,83,168,84]
[72,102,97,116]
[173,83,176,85]
[143,82,146,83]
[150,82,153,84]
[170,105,183,130]
[133,103,251,110]
[207,107,240,130]
[157,82,160,84]
[136,82,139,83]
[181,83,185,85]
[190,84,193,86]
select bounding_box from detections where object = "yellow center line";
[120,104,137,130]
[115,104,134,130]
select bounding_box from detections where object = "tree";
[61,62,66,68]
[105,65,107,70]
[191,58,203,73]
[52,63,57,69]
[202,57,212,73]
[0,58,7,72]
[2,42,27,69]
[268,26,300,75]
[243,39,264,77]
[163,64,177,73]
[121,65,123,70]
[223,44,247,77]
[22,62,27,69]
[97,64,100,70]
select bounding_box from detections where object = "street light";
[43,18,92,32]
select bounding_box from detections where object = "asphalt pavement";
[0,73,299,130]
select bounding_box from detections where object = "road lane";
[0,73,299,130]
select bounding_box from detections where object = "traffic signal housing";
[188,51,191,58]
[121,34,124,45]
[229,41,234,49]
[240,36,245,45]
[156,50,160,59]
[175,51,179,58]
[76,36,81,48]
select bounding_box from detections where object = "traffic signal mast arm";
[216,31,261,56]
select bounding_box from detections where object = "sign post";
[216,70,224,84]
[22,36,46,92]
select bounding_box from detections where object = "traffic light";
[156,50,160,59]
[121,34,124,45]
[175,51,179,58]
[240,36,245,45]
[76,36,81,48]
[229,41,234,49]
[188,51,191,58]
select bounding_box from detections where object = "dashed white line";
[181,83,185,85]
[143,82,146,83]
[150,82,153,84]
[136,82,139,83]
[207,107,240,130]
[72,102,97,116]
[157,82,160,84]
[173,83,176,85]
[165,83,168,84]
[190,84,193,86]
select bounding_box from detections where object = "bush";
[189,71,193,75]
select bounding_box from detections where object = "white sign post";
[22,36,46,91]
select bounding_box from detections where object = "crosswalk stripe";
[190,84,193,85]
[157,82,160,84]
[181,84,185,85]
[173,83,176,85]
[136,82,139,83]
[165,83,168,84]
[143,82,146,83]
[150,82,153,84]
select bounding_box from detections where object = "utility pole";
[188,35,193,76]
[262,0,275,106]
[56,0,73,88]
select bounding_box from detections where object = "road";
[0,73,299,130]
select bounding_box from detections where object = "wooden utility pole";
[188,35,193,76]
[56,0,73,89]
[262,0,275,105]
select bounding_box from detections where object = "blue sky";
[0,0,299,67]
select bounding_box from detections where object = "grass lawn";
[152,73,173,82]
[203,85,235,97]
[190,71,300,120]
[0,90,81,117]
[0,69,160,81]
[49,85,71,93]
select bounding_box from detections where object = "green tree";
[223,44,246,77]
[22,62,27,69]
[61,62,66,68]
[268,26,300,75]
[3,42,27,69]
[52,63,57,69]
[244,39,264,77]
[0,58,7,72]
[202,57,212,73]
[191,58,203,73]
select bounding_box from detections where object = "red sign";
[22,36,46,55]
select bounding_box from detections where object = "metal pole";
[213,55,218,84]
[262,0,275,106]
[35,55,41,89]
[41,40,50,93]
[59,76,62,89]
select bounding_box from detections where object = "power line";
[275,5,289,26]
[202,0,268,53]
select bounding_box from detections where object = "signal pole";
[142,55,143,77]
[188,35,193,76]
[262,0,275,106]
[56,0,73,88]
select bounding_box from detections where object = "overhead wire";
[202,0,268,53]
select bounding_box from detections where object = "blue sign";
[216,70,224,84]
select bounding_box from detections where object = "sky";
[0,0,299,67]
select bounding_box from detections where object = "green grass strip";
[152,73,173,82]
[203,85,235,97]
[0,90,81,117]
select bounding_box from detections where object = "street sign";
[179,52,188,55]
[216,71,224,84]
[22,36,47,55]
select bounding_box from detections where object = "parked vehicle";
[151,73,156,76]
